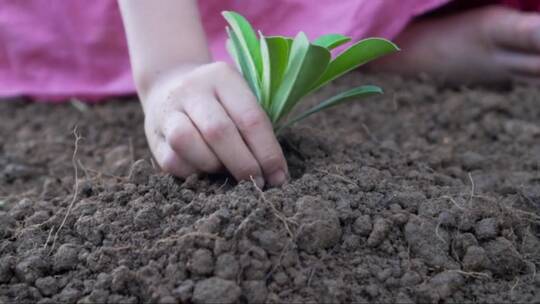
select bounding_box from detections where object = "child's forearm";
[118,0,211,99]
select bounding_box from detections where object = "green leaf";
[265,37,292,102]
[271,32,331,123]
[226,39,241,71]
[310,38,399,93]
[259,33,272,108]
[259,35,294,109]
[313,34,351,50]
[277,85,382,131]
[226,27,262,101]
[222,11,263,77]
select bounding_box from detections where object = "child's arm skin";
[118,0,288,187]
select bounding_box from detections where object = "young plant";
[223,11,399,132]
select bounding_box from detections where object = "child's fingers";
[215,66,288,186]
[156,142,198,177]
[163,111,222,173]
[183,95,266,187]
[487,8,540,52]
[494,49,540,77]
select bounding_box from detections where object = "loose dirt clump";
[1,74,540,303]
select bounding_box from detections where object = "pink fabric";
[0,0,528,101]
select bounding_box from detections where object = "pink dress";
[0,0,534,101]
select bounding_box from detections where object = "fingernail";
[255,176,265,188]
[268,170,286,186]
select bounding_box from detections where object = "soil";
[1,74,540,303]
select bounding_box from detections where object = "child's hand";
[142,62,288,187]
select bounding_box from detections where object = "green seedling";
[223,11,399,132]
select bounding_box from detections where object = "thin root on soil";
[250,176,296,239]
[46,127,82,254]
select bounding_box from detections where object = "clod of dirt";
[94,273,112,290]
[104,145,131,176]
[75,216,103,245]
[1,163,34,183]
[188,249,214,276]
[367,218,390,247]
[57,287,82,303]
[459,151,486,171]
[172,279,194,302]
[239,244,271,280]
[416,271,464,302]
[128,159,153,184]
[41,177,67,200]
[0,212,15,239]
[462,245,489,271]
[8,198,34,220]
[15,255,50,284]
[25,210,50,226]
[294,196,342,253]
[404,215,458,269]
[82,289,110,303]
[35,276,59,296]
[134,206,162,230]
[503,119,540,138]
[53,244,79,273]
[474,217,499,240]
[437,211,456,228]
[0,256,15,284]
[400,271,422,287]
[241,280,268,303]
[482,237,527,276]
[111,266,140,296]
[388,191,426,213]
[353,214,372,236]
[452,233,479,259]
[192,277,241,304]
[214,253,239,280]
[251,229,285,254]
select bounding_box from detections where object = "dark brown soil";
[1,74,540,303]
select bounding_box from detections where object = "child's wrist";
[135,62,207,104]
[136,62,209,113]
